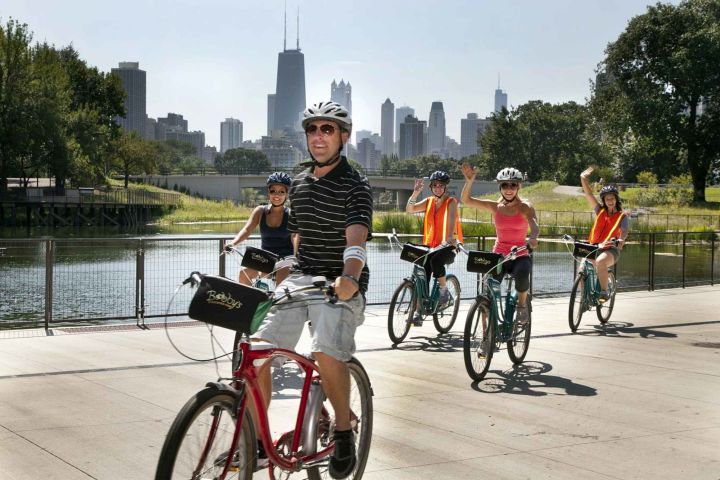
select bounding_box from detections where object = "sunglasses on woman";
[500,182,519,189]
[305,124,336,136]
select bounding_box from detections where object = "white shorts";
[250,273,365,361]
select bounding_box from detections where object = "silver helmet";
[301,101,352,134]
[496,167,524,182]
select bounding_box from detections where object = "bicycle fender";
[204,381,241,396]
[348,357,374,397]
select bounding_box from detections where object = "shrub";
[636,171,658,185]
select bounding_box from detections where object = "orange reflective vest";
[588,208,625,245]
[423,196,463,247]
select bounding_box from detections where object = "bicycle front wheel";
[596,271,617,324]
[433,274,461,334]
[463,298,494,381]
[307,358,374,480]
[507,299,531,364]
[155,387,255,480]
[388,280,414,344]
[568,274,586,333]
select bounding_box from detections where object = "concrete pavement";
[0,285,718,479]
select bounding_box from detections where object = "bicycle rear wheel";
[596,271,617,324]
[388,280,414,344]
[155,387,255,480]
[433,274,461,334]
[507,299,531,364]
[568,274,586,333]
[307,358,374,480]
[463,298,494,381]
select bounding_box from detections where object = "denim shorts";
[251,272,365,361]
[598,247,620,263]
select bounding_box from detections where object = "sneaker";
[411,313,423,327]
[515,305,529,328]
[255,440,269,470]
[479,334,490,357]
[439,287,451,306]
[329,429,356,479]
[599,290,610,303]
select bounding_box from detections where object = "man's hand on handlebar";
[334,275,360,301]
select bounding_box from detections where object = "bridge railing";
[15,188,182,206]
[0,231,716,330]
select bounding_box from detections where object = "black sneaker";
[329,429,356,479]
[411,313,423,327]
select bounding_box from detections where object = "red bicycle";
[155,274,374,480]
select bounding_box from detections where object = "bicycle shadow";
[471,361,597,397]
[577,321,678,339]
[391,331,465,353]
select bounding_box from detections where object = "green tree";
[592,0,720,202]
[0,19,33,197]
[480,102,608,184]
[215,148,270,174]
[114,132,156,188]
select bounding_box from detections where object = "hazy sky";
[3,0,676,148]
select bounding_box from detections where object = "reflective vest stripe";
[589,210,625,244]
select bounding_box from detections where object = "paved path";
[553,185,584,196]
[0,286,718,479]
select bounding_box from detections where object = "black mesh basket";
[400,242,430,264]
[466,250,503,274]
[241,246,279,274]
[573,242,598,259]
[188,274,271,332]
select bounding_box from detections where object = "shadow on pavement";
[471,361,597,397]
[391,332,464,353]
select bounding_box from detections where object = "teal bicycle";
[564,234,620,332]
[459,244,532,382]
[387,234,461,344]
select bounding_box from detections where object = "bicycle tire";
[307,358,374,480]
[155,387,255,480]
[568,274,586,333]
[433,274,461,334]
[596,271,617,324]
[507,298,531,364]
[388,280,414,344]
[463,298,494,381]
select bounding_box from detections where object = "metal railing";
[10,188,181,206]
[0,231,716,330]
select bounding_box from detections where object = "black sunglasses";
[500,182,519,189]
[305,124,336,136]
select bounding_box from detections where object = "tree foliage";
[214,148,270,174]
[591,0,720,202]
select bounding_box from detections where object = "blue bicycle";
[387,234,461,344]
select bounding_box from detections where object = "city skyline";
[3,0,679,148]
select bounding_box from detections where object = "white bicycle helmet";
[301,101,352,134]
[496,167,524,182]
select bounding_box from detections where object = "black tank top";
[259,205,293,257]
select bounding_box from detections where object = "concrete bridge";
[138,174,502,207]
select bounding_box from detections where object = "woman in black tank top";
[225,173,295,285]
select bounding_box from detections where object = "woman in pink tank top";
[460,163,539,326]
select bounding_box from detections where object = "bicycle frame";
[227,339,333,473]
[576,259,602,306]
[410,263,441,315]
[481,274,518,342]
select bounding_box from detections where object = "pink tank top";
[493,209,529,256]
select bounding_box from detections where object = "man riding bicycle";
[251,101,372,479]
[405,170,463,326]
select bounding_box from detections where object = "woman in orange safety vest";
[405,170,462,326]
[580,166,629,302]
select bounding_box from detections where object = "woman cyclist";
[460,163,539,326]
[580,166,629,301]
[406,170,463,326]
[225,172,295,286]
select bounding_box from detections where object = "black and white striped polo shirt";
[288,157,373,292]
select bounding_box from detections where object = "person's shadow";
[578,320,678,339]
[471,361,597,397]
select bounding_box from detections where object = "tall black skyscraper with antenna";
[271,5,306,133]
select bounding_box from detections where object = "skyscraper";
[395,106,415,143]
[427,101,446,155]
[267,94,276,135]
[220,118,243,153]
[494,77,508,113]
[331,79,352,116]
[398,115,426,160]
[461,113,493,159]
[111,62,146,138]
[271,8,306,133]
[381,98,394,156]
